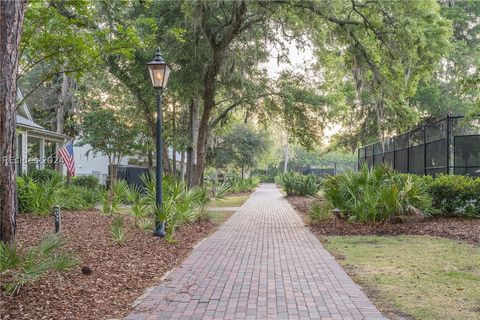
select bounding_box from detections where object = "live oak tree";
[295,0,452,149]
[187,0,452,183]
[13,0,455,195]
[0,0,27,243]
[412,0,480,119]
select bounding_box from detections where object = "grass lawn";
[206,210,234,224]
[323,235,480,320]
[208,194,250,208]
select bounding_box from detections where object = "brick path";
[125,184,385,320]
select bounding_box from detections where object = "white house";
[15,89,69,175]
[15,92,188,183]
[73,141,128,185]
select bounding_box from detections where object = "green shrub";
[72,175,99,189]
[426,174,480,217]
[228,177,259,193]
[17,175,63,215]
[209,181,231,199]
[17,174,100,214]
[324,165,432,223]
[258,174,275,183]
[28,169,60,183]
[274,175,284,186]
[279,173,323,196]
[309,200,333,222]
[0,234,77,295]
[58,186,101,211]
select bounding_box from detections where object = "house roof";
[16,88,71,142]
[16,114,44,129]
[16,115,70,141]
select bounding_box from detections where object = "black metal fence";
[358,115,480,177]
[296,161,356,177]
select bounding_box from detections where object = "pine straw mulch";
[0,211,218,320]
[287,195,480,245]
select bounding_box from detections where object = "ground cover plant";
[324,235,480,320]
[0,234,77,296]
[324,165,432,223]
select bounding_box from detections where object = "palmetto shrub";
[324,165,432,223]
[0,234,77,295]
[18,173,101,214]
[279,173,323,196]
[28,168,59,183]
[57,186,101,211]
[100,180,128,215]
[17,174,63,215]
[141,175,210,241]
[110,216,126,245]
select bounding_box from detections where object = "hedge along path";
[125,183,385,320]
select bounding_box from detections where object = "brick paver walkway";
[126,184,385,320]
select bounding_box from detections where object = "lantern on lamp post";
[147,47,170,237]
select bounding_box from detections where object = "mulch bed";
[0,211,217,320]
[287,196,480,245]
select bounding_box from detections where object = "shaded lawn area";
[206,210,235,224]
[323,235,480,320]
[208,194,251,208]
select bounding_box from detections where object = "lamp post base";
[154,221,166,237]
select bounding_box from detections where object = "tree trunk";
[162,145,171,175]
[147,149,153,171]
[0,0,27,244]
[284,141,289,173]
[56,71,68,134]
[172,103,177,176]
[180,150,186,182]
[172,148,177,176]
[192,52,221,186]
[191,1,249,186]
[186,98,199,187]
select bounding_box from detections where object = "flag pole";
[45,139,74,160]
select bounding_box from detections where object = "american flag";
[58,142,75,176]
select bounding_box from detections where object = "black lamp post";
[147,47,171,237]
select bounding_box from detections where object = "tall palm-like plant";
[140,174,210,241]
[324,165,431,223]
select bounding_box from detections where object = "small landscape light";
[53,205,61,233]
[332,208,340,218]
